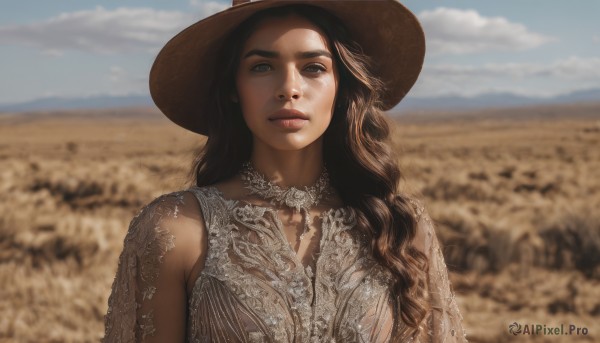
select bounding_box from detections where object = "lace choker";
[240,162,333,240]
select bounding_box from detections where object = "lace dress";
[103,186,468,342]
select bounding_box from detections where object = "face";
[235,15,339,152]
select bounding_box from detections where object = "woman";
[104,1,467,342]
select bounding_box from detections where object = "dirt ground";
[0,103,598,342]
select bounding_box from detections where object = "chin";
[267,140,313,152]
[259,133,322,152]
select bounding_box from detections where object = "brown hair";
[189,5,429,340]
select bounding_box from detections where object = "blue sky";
[1,0,599,105]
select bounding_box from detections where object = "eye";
[304,63,327,74]
[251,63,272,72]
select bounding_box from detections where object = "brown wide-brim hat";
[150,0,425,136]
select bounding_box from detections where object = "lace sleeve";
[411,200,468,343]
[103,191,204,342]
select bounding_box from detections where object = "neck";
[249,138,324,188]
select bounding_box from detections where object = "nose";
[276,66,302,101]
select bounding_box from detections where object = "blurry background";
[0,0,598,342]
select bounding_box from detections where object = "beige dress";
[103,186,468,342]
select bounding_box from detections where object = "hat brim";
[150,0,425,135]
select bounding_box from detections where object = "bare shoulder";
[129,190,206,244]
[406,197,431,226]
[126,190,208,294]
[406,197,435,255]
[210,174,245,200]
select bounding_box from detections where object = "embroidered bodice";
[103,186,468,342]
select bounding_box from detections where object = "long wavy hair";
[189,5,429,340]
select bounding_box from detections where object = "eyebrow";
[242,49,333,59]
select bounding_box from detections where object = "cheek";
[315,74,337,99]
[313,77,338,117]
[237,79,269,106]
[237,79,267,119]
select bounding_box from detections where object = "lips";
[268,109,309,130]
[268,109,309,121]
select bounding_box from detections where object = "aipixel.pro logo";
[509,322,589,336]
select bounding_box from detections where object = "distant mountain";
[0,94,153,112]
[553,88,600,103]
[1,88,599,113]
[396,88,600,111]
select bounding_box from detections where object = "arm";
[411,200,468,343]
[103,191,206,342]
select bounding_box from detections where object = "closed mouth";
[268,109,309,121]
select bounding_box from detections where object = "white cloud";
[41,49,64,57]
[109,66,126,83]
[425,57,600,80]
[107,66,146,94]
[189,0,229,17]
[412,56,600,97]
[538,56,600,79]
[418,7,554,55]
[0,6,193,54]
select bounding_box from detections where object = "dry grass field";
[0,103,599,342]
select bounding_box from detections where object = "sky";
[0,0,599,105]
